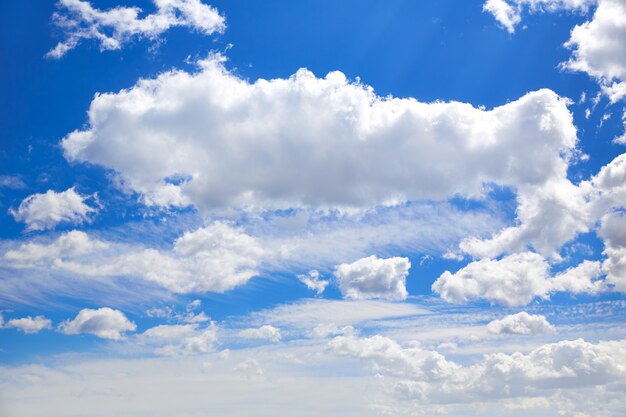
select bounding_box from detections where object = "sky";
[1,0,626,416]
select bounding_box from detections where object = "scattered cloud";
[58,307,136,340]
[10,187,97,232]
[330,333,626,406]
[335,255,410,300]
[483,0,596,34]
[47,0,225,58]
[297,270,329,295]
[562,0,626,83]
[4,315,52,334]
[432,252,605,306]
[0,175,26,190]
[238,325,281,342]
[4,222,264,294]
[140,322,217,355]
[486,312,556,335]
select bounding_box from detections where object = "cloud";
[297,270,329,295]
[10,187,97,232]
[432,252,605,306]
[4,315,52,334]
[330,334,626,405]
[47,0,225,58]
[62,54,578,213]
[486,312,556,335]
[58,307,136,339]
[562,0,626,82]
[0,175,26,189]
[238,325,281,342]
[249,299,429,331]
[4,222,264,294]
[600,211,626,292]
[483,0,596,34]
[140,322,217,355]
[459,178,592,260]
[335,255,410,300]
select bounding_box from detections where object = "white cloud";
[486,312,555,335]
[4,222,264,294]
[563,0,626,82]
[603,81,626,103]
[249,299,429,331]
[0,175,26,189]
[140,322,217,355]
[297,270,329,295]
[483,0,596,33]
[613,109,626,144]
[330,334,626,405]
[238,325,281,342]
[58,307,136,340]
[47,0,225,58]
[10,187,97,231]
[4,315,52,334]
[62,55,579,213]
[310,323,356,339]
[4,230,109,265]
[599,211,626,292]
[432,252,605,306]
[335,255,410,300]
[460,178,592,260]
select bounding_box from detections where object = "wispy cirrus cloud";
[47,0,225,58]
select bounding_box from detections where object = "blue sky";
[1,1,626,416]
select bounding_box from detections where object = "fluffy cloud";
[4,222,264,294]
[599,211,626,292]
[141,322,217,355]
[10,187,97,231]
[47,0,225,58]
[238,325,281,342]
[62,54,578,213]
[432,252,605,306]
[335,255,410,300]
[563,0,626,82]
[330,334,626,405]
[297,270,329,295]
[483,0,596,33]
[486,312,555,335]
[460,178,592,260]
[58,307,136,339]
[4,315,52,334]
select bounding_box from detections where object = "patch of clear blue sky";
[1,0,625,363]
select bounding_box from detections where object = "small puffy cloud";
[309,323,356,339]
[4,222,264,294]
[238,325,281,343]
[58,307,136,340]
[432,252,604,306]
[10,187,97,231]
[487,312,556,335]
[141,322,217,355]
[47,0,225,58]
[4,315,52,334]
[62,54,578,213]
[334,255,410,300]
[484,0,596,34]
[297,270,329,295]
